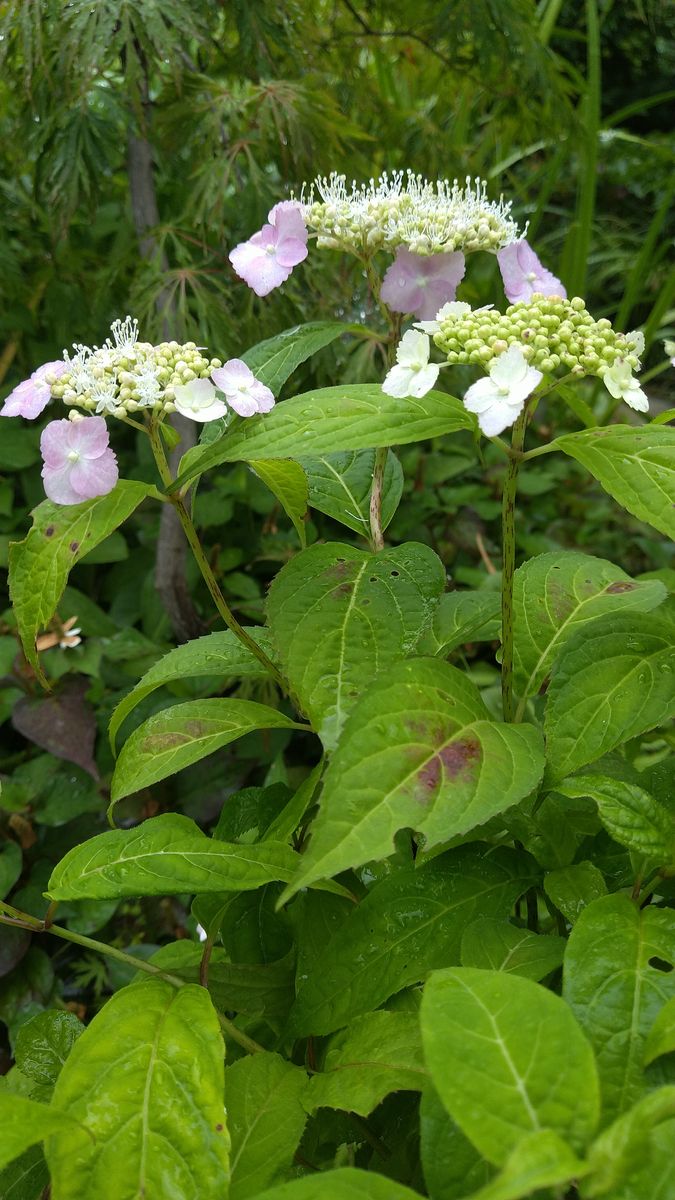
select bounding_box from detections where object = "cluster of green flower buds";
[49,318,222,418]
[433,295,641,378]
[302,172,521,257]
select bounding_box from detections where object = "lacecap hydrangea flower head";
[1,316,276,505]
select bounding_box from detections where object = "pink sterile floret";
[380,247,466,320]
[496,239,566,303]
[1,360,67,419]
[229,202,308,297]
[40,416,119,506]
[211,359,275,417]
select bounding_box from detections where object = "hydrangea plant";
[2,173,675,1200]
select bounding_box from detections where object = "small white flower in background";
[602,360,649,413]
[463,344,542,436]
[414,301,473,334]
[211,360,275,417]
[36,616,82,653]
[626,330,645,362]
[91,378,120,416]
[665,339,675,367]
[382,330,439,398]
[173,378,229,423]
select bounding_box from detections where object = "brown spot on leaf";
[215,1123,224,1132]
[70,541,79,553]
[184,720,211,738]
[416,735,481,801]
[45,525,55,537]
[142,732,189,752]
[605,581,637,594]
[334,582,353,597]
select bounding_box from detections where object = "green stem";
[369,446,388,552]
[147,420,286,691]
[501,406,531,723]
[0,903,265,1056]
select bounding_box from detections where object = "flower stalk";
[500,401,533,723]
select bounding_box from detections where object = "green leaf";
[417,590,501,656]
[250,459,308,546]
[13,1011,83,1087]
[644,996,675,1065]
[590,1120,675,1200]
[139,942,295,1021]
[513,551,666,707]
[0,1094,74,1172]
[300,448,403,536]
[242,321,351,395]
[459,1130,588,1200]
[266,543,445,750]
[582,1087,675,1198]
[8,481,153,685]
[254,1168,422,1200]
[554,425,675,540]
[421,967,600,1165]
[563,893,675,1123]
[264,759,324,843]
[226,1051,307,1200]
[174,385,473,491]
[110,699,302,805]
[0,841,22,900]
[47,813,306,901]
[544,612,675,783]
[45,979,229,1198]
[0,1144,49,1200]
[280,658,545,899]
[461,918,566,981]
[556,775,675,864]
[544,861,608,924]
[306,1012,426,1116]
[108,627,275,751]
[420,1085,494,1199]
[287,845,534,1037]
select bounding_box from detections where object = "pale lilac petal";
[249,380,275,412]
[408,364,439,397]
[275,236,309,269]
[1,377,51,419]
[381,248,465,318]
[382,365,416,397]
[381,249,424,314]
[69,414,111,459]
[477,399,524,437]
[415,276,460,321]
[69,448,119,500]
[32,360,67,384]
[268,200,301,224]
[226,392,260,417]
[229,239,291,297]
[42,462,83,505]
[212,360,255,392]
[273,205,308,247]
[40,418,72,467]
[463,378,500,415]
[497,240,566,303]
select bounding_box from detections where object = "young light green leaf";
[264,759,324,843]
[459,1130,588,1200]
[556,774,675,864]
[417,589,501,656]
[242,321,351,395]
[139,941,295,1022]
[0,1144,49,1199]
[280,658,544,900]
[460,918,565,982]
[255,1168,423,1200]
[305,1012,427,1116]
[266,543,445,750]
[544,612,675,783]
[0,1094,75,1172]
[554,425,675,540]
[45,979,229,1198]
[287,845,534,1037]
[174,385,473,490]
[109,627,275,752]
[513,551,666,707]
[544,861,608,924]
[421,967,600,1165]
[226,1051,308,1200]
[563,893,675,1123]
[300,448,403,536]
[8,481,152,685]
[644,996,675,1065]
[110,699,303,805]
[250,459,308,546]
[590,1120,675,1200]
[47,813,304,901]
[14,1011,83,1088]
[581,1086,675,1198]
[420,1086,494,1200]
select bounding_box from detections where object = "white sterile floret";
[625,330,645,363]
[414,301,473,334]
[602,360,649,413]
[173,378,229,423]
[463,344,543,436]
[382,330,439,398]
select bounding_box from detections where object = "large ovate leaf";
[420,1085,494,1200]
[174,385,473,490]
[300,448,403,536]
[110,699,302,804]
[544,612,675,782]
[14,1010,83,1087]
[581,1087,675,1199]
[266,543,445,750]
[287,845,533,1037]
[255,1168,422,1200]
[554,424,675,539]
[242,321,351,394]
[8,481,152,685]
[543,861,608,924]
[306,1011,426,1116]
[226,1051,308,1200]
[592,1120,675,1200]
[460,1130,588,1200]
[421,967,600,1165]
[47,813,305,901]
[563,893,675,1123]
[280,658,544,900]
[417,589,501,656]
[460,918,566,982]
[109,627,275,752]
[513,551,666,707]
[44,979,229,1198]
[0,1094,74,1172]
[250,459,308,547]
[557,774,675,864]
